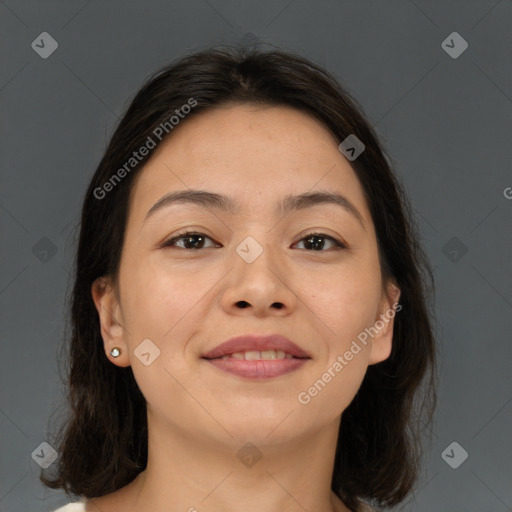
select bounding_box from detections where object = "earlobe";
[91,277,130,367]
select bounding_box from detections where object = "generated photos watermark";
[93,97,198,200]
[298,302,402,405]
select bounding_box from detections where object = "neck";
[94,410,352,512]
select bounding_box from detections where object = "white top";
[51,501,86,511]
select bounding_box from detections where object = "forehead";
[128,103,371,226]
[149,102,340,165]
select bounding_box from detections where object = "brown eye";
[294,233,346,251]
[162,232,220,250]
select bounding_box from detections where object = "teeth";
[221,350,295,360]
[261,350,277,360]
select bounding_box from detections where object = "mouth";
[201,334,311,380]
[210,349,304,360]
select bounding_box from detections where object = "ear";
[91,276,130,367]
[368,282,401,365]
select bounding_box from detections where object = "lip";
[202,334,311,380]
[202,334,311,359]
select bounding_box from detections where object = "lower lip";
[203,357,309,380]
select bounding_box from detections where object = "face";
[92,103,400,448]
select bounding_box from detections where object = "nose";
[220,242,297,318]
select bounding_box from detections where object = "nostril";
[234,301,284,309]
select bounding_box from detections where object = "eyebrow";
[144,189,365,229]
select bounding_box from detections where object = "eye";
[160,231,346,251]
[293,232,346,251]
[161,231,221,250]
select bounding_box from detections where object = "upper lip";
[202,334,311,359]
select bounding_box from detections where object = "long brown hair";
[42,45,437,512]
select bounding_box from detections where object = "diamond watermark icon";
[442,236,468,263]
[134,338,161,366]
[236,236,263,263]
[441,32,468,59]
[31,32,59,59]
[442,441,468,469]
[338,134,365,161]
[31,441,58,469]
[237,442,262,468]
[32,237,58,262]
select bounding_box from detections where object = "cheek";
[119,255,221,374]
[295,261,381,401]
[118,260,207,402]
[121,257,203,330]
[296,262,381,337]
[301,362,368,424]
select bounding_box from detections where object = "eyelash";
[160,231,347,251]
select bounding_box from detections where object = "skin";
[90,103,400,512]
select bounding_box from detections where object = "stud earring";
[110,347,121,358]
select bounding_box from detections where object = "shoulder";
[51,500,86,512]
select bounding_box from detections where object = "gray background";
[1,1,511,511]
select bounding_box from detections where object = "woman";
[43,45,437,512]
